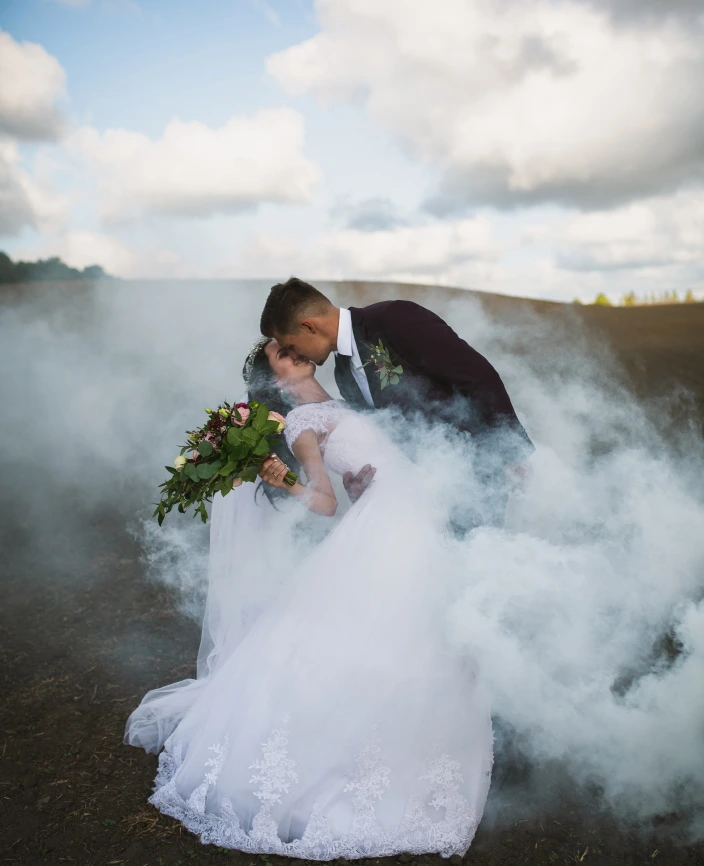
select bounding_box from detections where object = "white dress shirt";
[336,307,374,407]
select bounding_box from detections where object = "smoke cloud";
[0,278,702,839]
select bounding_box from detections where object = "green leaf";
[229,441,249,460]
[253,438,270,457]
[392,365,403,374]
[241,464,258,483]
[164,466,177,475]
[184,463,199,482]
[226,426,243,446]
[231,406,242,424]
[241,427,259,446]
[197,440,213,457]
[219,461,238,476]
[197,462,217,480]
[252,403,269,432]
[390,374,399,385]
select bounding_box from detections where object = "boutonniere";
[360,339,403,390]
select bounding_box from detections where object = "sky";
[0,0,703,302]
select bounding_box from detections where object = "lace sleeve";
[284,404,331,451]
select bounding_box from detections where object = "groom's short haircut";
[260,277,333,336]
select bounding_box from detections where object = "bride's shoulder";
[284,400,348,448]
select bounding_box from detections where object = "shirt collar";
[336,307,353,357]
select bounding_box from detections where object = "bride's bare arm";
[259,430,338,517]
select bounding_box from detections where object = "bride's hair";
[243,339,302,506]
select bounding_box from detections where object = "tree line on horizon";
[1,250,700,305]
[0,251,110,284]
[575,289,701,307]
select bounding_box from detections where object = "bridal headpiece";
[243,337,270,387]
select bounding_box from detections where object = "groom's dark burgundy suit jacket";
[334,301,534,470]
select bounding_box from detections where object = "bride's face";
[265,339,315,387]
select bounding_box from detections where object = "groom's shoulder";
[358,298,434,324]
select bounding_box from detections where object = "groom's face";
[274,324,332,366]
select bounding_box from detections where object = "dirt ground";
[1,285,703,865]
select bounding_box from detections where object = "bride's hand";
[259,455,293,490]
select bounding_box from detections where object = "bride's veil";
[126,358,306,755]
[125,474,284,754]
[196,476,283,679]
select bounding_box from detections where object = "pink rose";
[268,411,286,433]
[232,406,250,426]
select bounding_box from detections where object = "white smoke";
[0,278,702,839]
[425,292,704,836]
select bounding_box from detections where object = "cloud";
[237,217,498,287]
[0,139,68,236]
[329,196,407,232]
[586,0,704,26]
[267,0,704,211]
[71,109,322,224]
[557,190,704,272]
[15,230,184,278]
[0,29,67,142]
[322,219,496,278]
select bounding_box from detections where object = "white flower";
[174,455,187,470]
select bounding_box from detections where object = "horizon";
[3,255,701,308]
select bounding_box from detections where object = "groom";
[260,277,534,527]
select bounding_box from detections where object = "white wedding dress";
[125,400,493,859]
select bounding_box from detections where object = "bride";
[124,337,494,860]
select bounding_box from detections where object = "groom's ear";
[300,320,316,334]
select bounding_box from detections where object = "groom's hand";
[343,465,376,503]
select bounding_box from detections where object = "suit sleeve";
[380,300,533,453]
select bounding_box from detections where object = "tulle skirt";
[125,470,493,859]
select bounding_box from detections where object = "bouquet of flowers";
[154,400,297,525]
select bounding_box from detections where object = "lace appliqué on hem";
[147,716,489,860]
